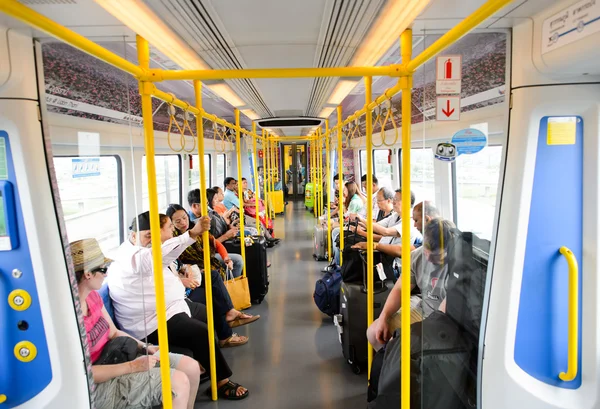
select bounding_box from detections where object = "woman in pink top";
[72,238,200,409]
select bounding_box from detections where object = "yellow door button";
[14,341,37,363]
[8,289,31,311]
[0,394,6,404]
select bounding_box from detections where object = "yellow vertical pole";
[271,138,276,193]
[312,137,316,214]
[194,80,218,401]
[252,123,261,234]
[337,106,344,265]
[235,109,247,277]
[262,129,269,209]
[264,133,270,217]
[400,28,413,409]
[136,35,173,409]
[314,132,319,218]
[365,76,375,377]
[325,120,332,261]
[318,130,323,219]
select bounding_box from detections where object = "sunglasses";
[91,267,108,275]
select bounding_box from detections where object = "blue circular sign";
[451,128,487,155]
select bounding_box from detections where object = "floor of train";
[195,200,367,408]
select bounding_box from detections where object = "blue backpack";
[313,267,343,316]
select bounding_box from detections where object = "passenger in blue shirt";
[223,177,241,210]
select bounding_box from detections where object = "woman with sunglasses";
[70,238,200,409]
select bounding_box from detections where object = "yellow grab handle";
[558,246,579,382]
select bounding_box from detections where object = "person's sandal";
[228,313,260,328]
[218,333,248,348]
[206,381,249,400]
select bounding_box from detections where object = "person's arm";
[215,239,228,259]
[216,228,239,243]
[92,307,159,383]
[351,241,415,256]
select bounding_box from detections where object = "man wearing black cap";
[106,211,250,399]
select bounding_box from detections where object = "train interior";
[1,0,600,408]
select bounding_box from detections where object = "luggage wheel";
[348,360,362,375]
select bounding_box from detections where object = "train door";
[283,143,307,201]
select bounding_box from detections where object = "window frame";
[142,154,183,207]
[451,144,503,234]
[54,154,124,244]
[204,153,212,188]
[216,153,226,187]
[398,147,436,202]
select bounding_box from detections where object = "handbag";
[224,267,251,310]
[95,336,139,365]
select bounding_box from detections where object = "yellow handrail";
[325,120,332,262]
[558,246,579,382]
[252,122,261,235]
[136,35,173,409]
[337,106,344,266]
[365,76,375,377]
[194,80,218,400]
[235,109,247,278]
[400,28,413,409]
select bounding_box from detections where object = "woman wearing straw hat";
[70,238,200,409]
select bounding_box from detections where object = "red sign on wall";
[258,149,264,158]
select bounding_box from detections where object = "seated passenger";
[360,174,381,221]
[71,238,200,409]
[106,212,249,400]
[166,203,261,330]
[241,178,255,202]
[336,188,421,267]
[365,217,455,352]
[188,188,245,277]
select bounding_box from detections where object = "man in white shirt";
[107,211,249,399]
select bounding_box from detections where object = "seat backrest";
[98,283,118,328]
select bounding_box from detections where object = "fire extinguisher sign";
[436,55,462,95]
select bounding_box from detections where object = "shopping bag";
[224,268,251,310]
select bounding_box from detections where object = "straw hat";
[70,238,112,273]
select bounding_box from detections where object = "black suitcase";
[223,236,269,304]
[368,311,472,409]
[334,249,390,374]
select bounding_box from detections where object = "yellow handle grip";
[558,246,579,382]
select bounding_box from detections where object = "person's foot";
[226,310,260,328]
[219,333,249,348]
[206,379,248,400]
[267,261,271,268]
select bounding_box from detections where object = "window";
[141,155,181,212]
[454,146,502,240]
[53,156,123,254]
[359,150,367,178]
[189,154,212,192]
[216,154,226,188]
[400,148,435,204]
[373,150,393,189]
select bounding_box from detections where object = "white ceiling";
[7,0,559,136]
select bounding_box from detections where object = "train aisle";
[196,201,367,408]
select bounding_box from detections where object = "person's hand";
[348,224,357,233]
[181,277,201,289]
[224,259,234,270]
[351,242,368,250]
[146,345,159,354]
[358,221,367,229]
[129,355,159,373]
[373,317,393,345]
[190,216,211,238]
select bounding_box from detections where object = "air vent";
[258,117,323,128]
[20,0,76,4]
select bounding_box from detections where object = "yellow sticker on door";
[547,117,577,145]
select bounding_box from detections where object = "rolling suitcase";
[223,236,269,304]
[334,250,390,374]
[268,190,285,214]
[313,224,328,261]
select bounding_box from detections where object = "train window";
[53,156,123,254]
[453,145,502,240]
[189,154,211,191]
[216,154,226,187]
[373,150,393,189]
[359,150,367,177]
[141,155,181,211]
[401,148,435,203]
